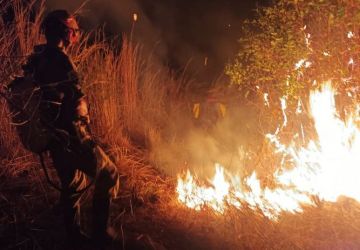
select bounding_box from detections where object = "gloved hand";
[75,97,90,124]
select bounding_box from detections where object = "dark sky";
[46,0,270,83]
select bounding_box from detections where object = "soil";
[0,161,229,250]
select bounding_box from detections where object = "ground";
[2,152,360,250]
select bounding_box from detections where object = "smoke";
[45,0,269,177]
[148,92,266,179]
[45,0,269,83]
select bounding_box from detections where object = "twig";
[73,0,91,16]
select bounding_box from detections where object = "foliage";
[226,0,360,102]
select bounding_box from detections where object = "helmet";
[41,10,80,46]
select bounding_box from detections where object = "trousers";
[49,136,120,238]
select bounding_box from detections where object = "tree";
[226,0,360,104]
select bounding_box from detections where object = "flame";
[275,82,360,202]
[177,81,360,220]
[349,58,354,65]
[177,164,230,213]
[133,13,138,22]
[295,59,312,70]
[295,59,306,70]
[296,98,302,114]
[263,93,270,107]
[280,97,288,128]
[347,31,354,39]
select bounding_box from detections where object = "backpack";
[6,76,52,153]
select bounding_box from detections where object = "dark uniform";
[23,44,119,241]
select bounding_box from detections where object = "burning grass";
[177,82,360,219]
[2,1,360,250]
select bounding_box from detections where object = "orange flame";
[133,13,138,22]
[177,81,360,220]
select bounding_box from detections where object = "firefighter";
[23,10,119,248]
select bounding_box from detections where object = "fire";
[276,82,360,202]
[177,81,360,219]
[133,13,138,22]
[177,164,230,213]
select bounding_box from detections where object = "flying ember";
[177,82,360,220]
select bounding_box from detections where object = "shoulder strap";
[38,153,94,193]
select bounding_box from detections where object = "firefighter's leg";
[60,178,83,237]
[71,121,119,243]
[91,146,120,242]
[50,147,88,241]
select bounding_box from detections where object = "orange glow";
[133,13,138,22]
[177,81,360,220]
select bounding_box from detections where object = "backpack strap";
[38,153,62,191]
[38,153,94,194]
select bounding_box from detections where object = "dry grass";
[1,1,360,250]
[0,0,177,194]
[0,1,176,248]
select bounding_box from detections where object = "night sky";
[46,0,270,83]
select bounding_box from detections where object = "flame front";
[177,82,360,219]
[177,164,230,213]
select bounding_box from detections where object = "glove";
[75,97,90,125]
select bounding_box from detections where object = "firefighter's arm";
[73,95,93,144]
[67,69,90,124]
[64,56,91,125]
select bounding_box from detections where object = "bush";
[226,0,360,104]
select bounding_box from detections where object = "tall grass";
[0,1,188,204]
[0,0,185,158]
[0,0,44,158]
[3,2,360,250]
[0,0,268,191]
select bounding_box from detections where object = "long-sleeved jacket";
[23,44,89,137]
